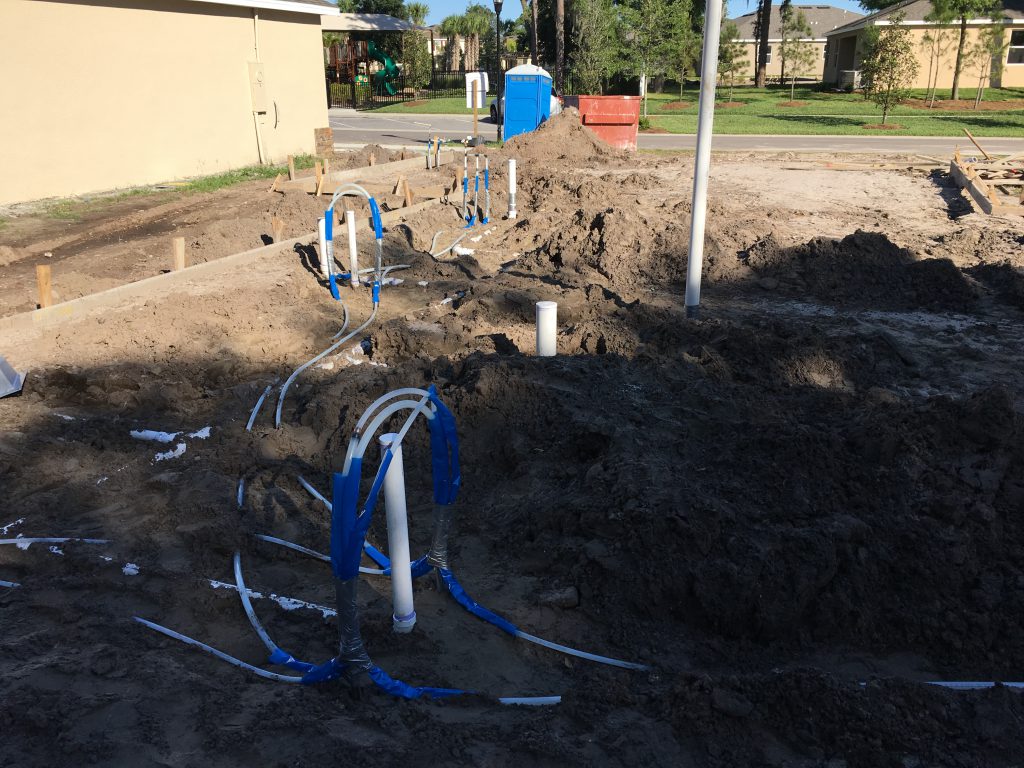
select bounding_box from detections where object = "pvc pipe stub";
[392,610,417,634]
[535,301,558,357]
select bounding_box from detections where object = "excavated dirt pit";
[2,116,1024,766]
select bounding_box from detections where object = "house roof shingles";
[731,4,864,40]
[827,0,1024,36]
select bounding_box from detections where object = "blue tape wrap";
[268,648,316,673]
[426,386,461,505]
[324,209,333,241]
[369,666,464,700]
[329,274,340,300]
[368,198,384,240]
[462,177,468,194]
[364,541,390,568]
[484,168,489,189]
[372,281,380,304]
[474,176,479,192]
[331,460,374,580]
[439,568,518,636]
[301,657,346,685]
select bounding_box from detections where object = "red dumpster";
[562,95,641,150]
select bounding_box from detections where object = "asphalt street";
[329,108,1023,155]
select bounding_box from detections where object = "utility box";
[248,62,268,113]
[503,64,552,141]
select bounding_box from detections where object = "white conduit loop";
[327,183,383,285]
[1,579,20,588]
[233,552,280,656]
[0,538,110,546]
[274,303,378,428]
[245,384,274,432]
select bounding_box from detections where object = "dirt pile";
[745,229,980,310]
[503,108,626,165]
[335,144,401,169]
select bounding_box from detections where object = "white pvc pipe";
[317,216,330,277]
[346,209,359,287]
[683,0,724,320]
[507,159,517,219]
[379,433,415,633]
[535,301,557,357]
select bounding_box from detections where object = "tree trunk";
[951,16,967,100]
[790,75,795,101]
[530,0,539,66]
[755,0,771,88]
[555,0,565,92]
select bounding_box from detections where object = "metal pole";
[495,7,504,141]
[683,0,724,320]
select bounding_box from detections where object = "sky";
[423,0,869,26]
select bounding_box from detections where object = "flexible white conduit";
[0,538,109,546]
[0,580,19,588]
[274,303,378,427]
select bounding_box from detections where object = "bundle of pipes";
[461,150,491,228]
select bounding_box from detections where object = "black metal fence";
[325,69,419,109]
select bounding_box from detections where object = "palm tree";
[555,0,564,91]
[405,2,428,24]
[531,0,539,66]
[439,14,465,69]
[463,5,493,72]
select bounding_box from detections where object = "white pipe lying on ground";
[346,209,359,288]
[508,159,517,219]
[535,301,557,357]
[0,579,19,588]
[379,433,415,633]
[0,538,109,547]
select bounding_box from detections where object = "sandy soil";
[2,113,1024,767]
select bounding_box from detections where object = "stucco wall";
[824,24,1024,89]
[734,41,829,81]
[0,0,328,206]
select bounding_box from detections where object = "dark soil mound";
[503,108,624,165]
[745,230,979,310]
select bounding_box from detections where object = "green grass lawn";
[363,86,1024,136]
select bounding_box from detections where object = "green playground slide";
[368,41,399,97]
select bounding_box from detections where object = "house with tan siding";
[0,0,338,206]
[730,4,865,81]
[823,0,1024,89]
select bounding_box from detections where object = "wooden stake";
[314,161,323,197]
[963,128,992,161]
[393,174,406,195]
[271,216,285,243]
[323,157,330,178]
[287,155,296,181]
[269,173,283,193]
[402,177,414,208]
[172,236,186,271]
[400,148,407,160]
[369,152,376,166]
[36,264,53,309]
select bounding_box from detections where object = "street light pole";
[494,0,504,142]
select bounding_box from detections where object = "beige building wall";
[0,0,328,206]
[735,41,829,81]
[825,24,1024,89]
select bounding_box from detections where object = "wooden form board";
[279,151,455,194]
[0,197,443,335]
[949,152,1024,218]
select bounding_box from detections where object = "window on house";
[1009,30,1024,64]
[765,45,773,64]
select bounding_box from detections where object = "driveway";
[329,108,1023,155]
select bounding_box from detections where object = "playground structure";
[326,39,404,103]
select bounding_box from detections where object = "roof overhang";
[185,0,338,15]
[321,13,425,31]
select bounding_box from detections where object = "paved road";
[330,109,1023,155]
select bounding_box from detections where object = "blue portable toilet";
[503,64,553,141]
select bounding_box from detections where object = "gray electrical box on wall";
[248,62,268,113]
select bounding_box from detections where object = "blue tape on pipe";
[368,198,383,240]
[301,657,346,685]
[364,541,390,568]
[484,168,489,188]
[369,666,464,700]
[329,274,341,300]
[268,648,317,673]
[462,178,468,193]
[325,210,333,240]
[372,281,380,304]
[439,568,518,636]
[331,462,372,580]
